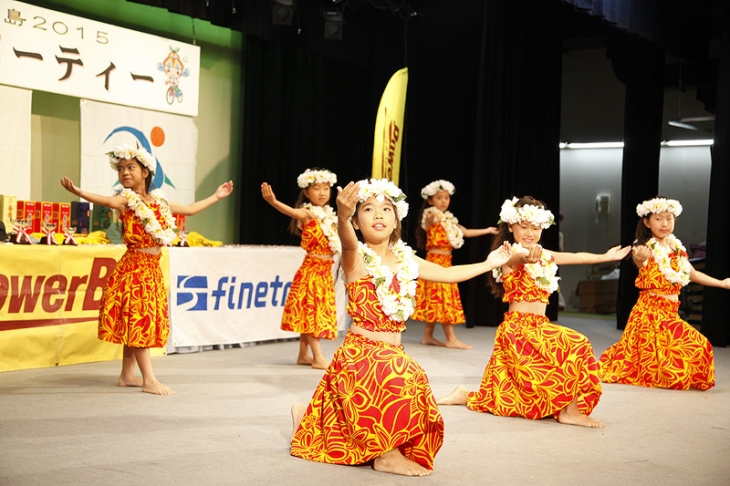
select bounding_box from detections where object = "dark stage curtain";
[238,38,371,245]
[701,13,730,347]
[465,0,564,326]
[610,36,665,330]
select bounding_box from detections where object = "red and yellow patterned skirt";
[291,331,444,469]
[466,311,602,419]
[98,249,168,348]
[411,252,465,325]
[281,255,337,340]
[599,292,714,390]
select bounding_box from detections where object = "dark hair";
[352,199,402,245]
[486,195,548,298]
[287,190,308,236]
[414,199,430,250]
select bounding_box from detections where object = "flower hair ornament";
[421,179,456,199]
[356,178,409,221]
[297,169,337,188]
[636,197,683,218]
[498,197,555,229]
[107,142,156,174]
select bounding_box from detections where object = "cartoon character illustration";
[158,47,189,104]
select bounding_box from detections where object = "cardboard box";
[16,200,37,232]
[173,213,186,232]
[0,194,17,229]
[91,205,114,232]
[576,279,619,314]
[70,201,90,235]
[52,202,71,231]
[40,202,54,228]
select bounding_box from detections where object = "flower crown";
[107,143,156,174]
[297,169,337,188]
[421,179,455,199]
[356,178,409,221]
[636,198,683,217]
[498,197,555,229]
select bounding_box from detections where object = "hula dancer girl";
[599,197,730,390]
[60,142,233,395]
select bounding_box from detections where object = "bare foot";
[141,380,175,395]
[444,339,473,350]
[296,355,313,365]
[117,376,143,387]
[311,359,329,370]
[421,336,446,347]
[291,402,307,442]
[558,402,604,428]
[436,385,468,405]
[374,449,432,476]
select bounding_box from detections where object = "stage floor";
[1,315,729,485]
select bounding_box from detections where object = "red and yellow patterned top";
[346,277,406,333]
[425,223,452,252]
[635,257,683,295]
[120,204,169,249]
[501,265,551,304]
[300,219,335,256]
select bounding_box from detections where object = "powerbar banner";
[0,0,201,116]
[169,246,348,348]
[371,67,408,185]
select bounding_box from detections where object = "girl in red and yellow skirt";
[61,142,233,395]
[599,197,730,390]
[289,179,511,477]
[413,180,497,349]
[261,169,340,369]
[438,196,629,428]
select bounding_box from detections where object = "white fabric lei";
[646,235,691,286]
[636,198,683,218]
[498,197,555,229]
[108,143,156,173]
[120,188,177,246]
[297,169,337,188]
[358,240,419,321]
[421,207,464,249]
[356,178,409,221]
[300,203,341,254]
[491,242,560,294]
[420,179,455,199]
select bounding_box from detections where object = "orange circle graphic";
[151,126,165,147]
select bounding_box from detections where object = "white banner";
[169,246,349,347]
[80,100,197,205]
[0,0,200,116]
[0,84,31,200]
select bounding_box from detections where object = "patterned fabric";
[346,276,406,333]
[412,251,466,325]
[466,311,602,419]
[98,247,168,348]
[280,219,337,339]
[120,204,167,249]
[424,221,452,251]
[290,332,444,468]
[501,264,551,304]
[634,255,682,295]
[598,260,714,390]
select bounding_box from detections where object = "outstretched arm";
[552,245,631,266]
[260,182,310,221]
[690,268,730,289]
[460,224,498,238]
[60,177,127,211]
[336,182,365,282]
[417,242,512,283]
[170,180,234,216]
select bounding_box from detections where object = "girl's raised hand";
[261,182,278,205]
[60,177,80,196]
[632,245,651,264]
[215,181,234,199]
[486,241,512,269]
[336,182,360,219]
[526,244,543,264]
[606,245,631,261]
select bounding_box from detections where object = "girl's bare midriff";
[350,324,401,345]
[647,291,679,302]
[132,247,161,255]
[427,249,452,256]
[307,252,334,260]
[508,301,548,315]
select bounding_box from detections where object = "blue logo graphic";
[175,275,292,312]
[177,275,208,311]
[105,126,176,191]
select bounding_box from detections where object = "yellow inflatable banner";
[0,245,168,372]
[372,67,408,185]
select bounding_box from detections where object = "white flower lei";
[356,178,409,220]
[636,198,683,218]
[297,169,337,188]
[421,207,464,249]
[358,240,419,321]
[300,203,341,254]
[420,179,456,199]
[491,242,560,293]
[498,197,555,229]
[108,143,156,173]
[646,235,691,286]
[120,188,177,246]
